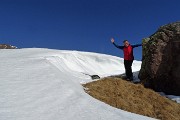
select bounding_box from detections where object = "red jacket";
[123,45,134,60]
[113,42,142,60]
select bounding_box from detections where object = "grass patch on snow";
[83,77,180,120]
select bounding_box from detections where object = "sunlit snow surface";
[0,48,157,120]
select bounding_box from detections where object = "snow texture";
[159,92,180,103]
[0,48,156,120]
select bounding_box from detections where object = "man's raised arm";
[111,38,124,50]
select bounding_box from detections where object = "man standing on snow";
[111,38,142,81]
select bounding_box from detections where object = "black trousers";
[124,60,133,78]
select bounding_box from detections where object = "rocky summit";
[0,44,17,49]
[139,21,180,95]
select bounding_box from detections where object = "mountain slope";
[0,48,154,120]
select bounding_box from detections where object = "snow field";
[0,48,155,120]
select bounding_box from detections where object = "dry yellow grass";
[83,77,180,120]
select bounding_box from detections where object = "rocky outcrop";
[0,44,17,49]
[139,21,180,95]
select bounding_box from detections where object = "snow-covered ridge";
[0,48,155,120]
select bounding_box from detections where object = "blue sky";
[0,0,180,60]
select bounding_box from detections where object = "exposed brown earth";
[0,44,17,49]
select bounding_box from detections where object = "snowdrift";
[0,48,155,120]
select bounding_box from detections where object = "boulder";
[0,44,17,49]
[139,21,180,95]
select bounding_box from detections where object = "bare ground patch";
[83,77,180,120]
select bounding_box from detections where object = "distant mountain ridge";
[0,44,17,49]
